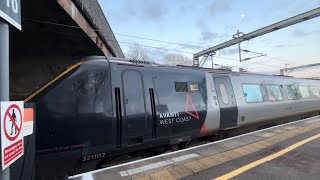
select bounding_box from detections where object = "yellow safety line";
[24,62,84,102]
[214,133,320,180]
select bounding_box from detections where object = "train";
[25,56,320,178]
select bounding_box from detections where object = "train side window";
[242,84,264,103]
[284,85,300,100]
[175,82,188,92]
[310,86,320,98]
[298,86,311,99]
[219,83,229,104]
[266,85,283,101]
[189,82,200,92]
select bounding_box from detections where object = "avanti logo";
[185,95,199,119]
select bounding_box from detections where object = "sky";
[98,0,320,78]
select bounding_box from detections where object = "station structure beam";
[57,0,124,58]
[193,7,320,66]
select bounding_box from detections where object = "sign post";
[0,0,21,180]
[0,19,10,180]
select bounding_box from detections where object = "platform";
[69,116,320,180]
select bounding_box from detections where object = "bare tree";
[126,43,150,61]
[163,53,193,66]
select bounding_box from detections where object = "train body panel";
[203,74,220,132]
[231,75,320,126]
[110,63,209,145]
[212,75,239,129]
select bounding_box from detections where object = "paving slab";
[183,126,320,180]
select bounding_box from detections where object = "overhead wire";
[114,36,307,69]
[114,33,205,49]
[43,28,242,62]
[25,18,204,48]
[24,18,312,71]
[241,62,319,76]
[239,50,317,76]
[112,34,292,69]
[264,55,305,66]
[306,70,320,78]
[280,63,320,77]
[25,19,244,62]
[40,29,197,55]
[241,49,304,66]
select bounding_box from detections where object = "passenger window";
[242,84,264,103]
[284,85,300,100]
[175,82,188,92]
[298,86,311,99]
[219,83,229,104]
[266,85,283,101]
[310,86,320,97]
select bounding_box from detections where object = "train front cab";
[27,60,116,176]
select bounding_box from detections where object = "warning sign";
[1,101,24,170]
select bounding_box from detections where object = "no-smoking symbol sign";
[1,101,24,170]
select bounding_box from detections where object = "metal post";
[236,30,242,62]
[0,19,10,180]
[232,30,243,62]
[285,64,289,72]
[193,57,199,67]
[211,55,213,69]
[280,69,284,76]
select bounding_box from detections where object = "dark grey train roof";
[82,56,320,82]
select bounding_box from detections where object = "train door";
[214,76,238,129]
[122,70,148,144]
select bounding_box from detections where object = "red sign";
[3,139,23,166]
[3,104,22,141]
[1,101,24,170]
